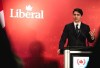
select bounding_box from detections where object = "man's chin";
[74,20,80,22]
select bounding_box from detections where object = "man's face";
[73,11,82,22]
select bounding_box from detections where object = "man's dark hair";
[73,8,83,16]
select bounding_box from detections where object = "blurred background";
[0,0,100,68]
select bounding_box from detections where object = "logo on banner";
[10,5,44,19]
[73,57,89,68]
[77,59,86,65]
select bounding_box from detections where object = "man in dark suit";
[58,8,95,53]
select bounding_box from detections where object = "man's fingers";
[90,29,96,34]
[89,31,92,35]
[93,29,96,34]
[89,29,96,37]
[57,49,60,54]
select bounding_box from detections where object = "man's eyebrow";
[74,14,79,15]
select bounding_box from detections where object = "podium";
[64,46,92,68]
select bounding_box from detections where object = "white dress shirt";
[74,22,81,29]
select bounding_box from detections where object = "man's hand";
[89,29,95,40]
[57,49,60,54]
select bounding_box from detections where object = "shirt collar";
[74,21,81,26]
[74,21,81,29]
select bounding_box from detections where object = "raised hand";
[89,29,95,40]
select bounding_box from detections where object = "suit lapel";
[80,22,83,30]
[71,22,78,38]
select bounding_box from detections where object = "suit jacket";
[59,22,95,49]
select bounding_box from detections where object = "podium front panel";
[64,49,92,68]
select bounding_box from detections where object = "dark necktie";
[76,24,79,34]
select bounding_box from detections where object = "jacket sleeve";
[59,25,68,49]
[86,25,95,43]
